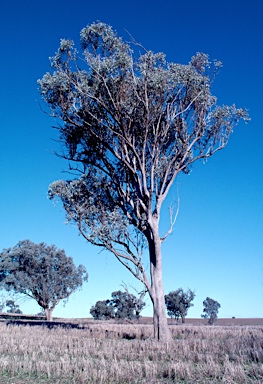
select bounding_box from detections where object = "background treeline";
[0,240,221,325]
[90,287,221,325]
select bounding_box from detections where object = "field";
[0,318,262,383]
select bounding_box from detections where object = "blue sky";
[0,0,262,319]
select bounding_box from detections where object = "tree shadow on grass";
[5,320,85,329]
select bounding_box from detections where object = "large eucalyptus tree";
[38,22,248,340]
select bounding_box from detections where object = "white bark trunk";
[45,308,53,321]
[148,217,172,342]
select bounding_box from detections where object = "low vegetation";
[0,320,262,383]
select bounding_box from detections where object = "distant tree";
[121,283,147,320]
[0,290,22,314]
[111,290,138,320]
[39,21,249,340]
[0,240,88,321]
[90,300,115,320]
[90,289,146,320]
[201,297,221,325]
[165,288,195,323]
[5,300,22,314]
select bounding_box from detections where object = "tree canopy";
[90,299,115,320]
[90,289,146,320]
[5,300,22,314]
[111,290,146,320]
[0,291,23,315]
[0,240,88,320]
[165,288,195,323]
[202,297,221,325]
[39,22,249,340]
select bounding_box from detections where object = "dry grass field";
[0,318,262,383]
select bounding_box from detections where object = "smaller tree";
[5,300,22,314]
[120,283,147,320]
[90,300,115,320]
[0,240,88,321]
[201,297,221,325]
[90,289,146,321]
[165,288,195,323]
[0,290,22,314]
[111,290,138,320]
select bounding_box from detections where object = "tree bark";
[148,218,172,342]
[45,308,53,321]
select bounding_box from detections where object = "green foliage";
[39,21,248,338]
[111,290,145,320]
[90,289,146,320]
[0,240,88,319]
[39,22,249,284]
[165,288,195,323]
[90,300,114,320]
[0,291,23,314]
[5,300,22,314]
[201,297,221,324]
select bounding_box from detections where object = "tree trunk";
[151,281,171,341]
[45,308,53,321]
[148,219,172,342]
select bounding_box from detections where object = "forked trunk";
[148,220,172,342]
[45,308,53,321]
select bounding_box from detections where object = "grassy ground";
[0,320,262,383]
